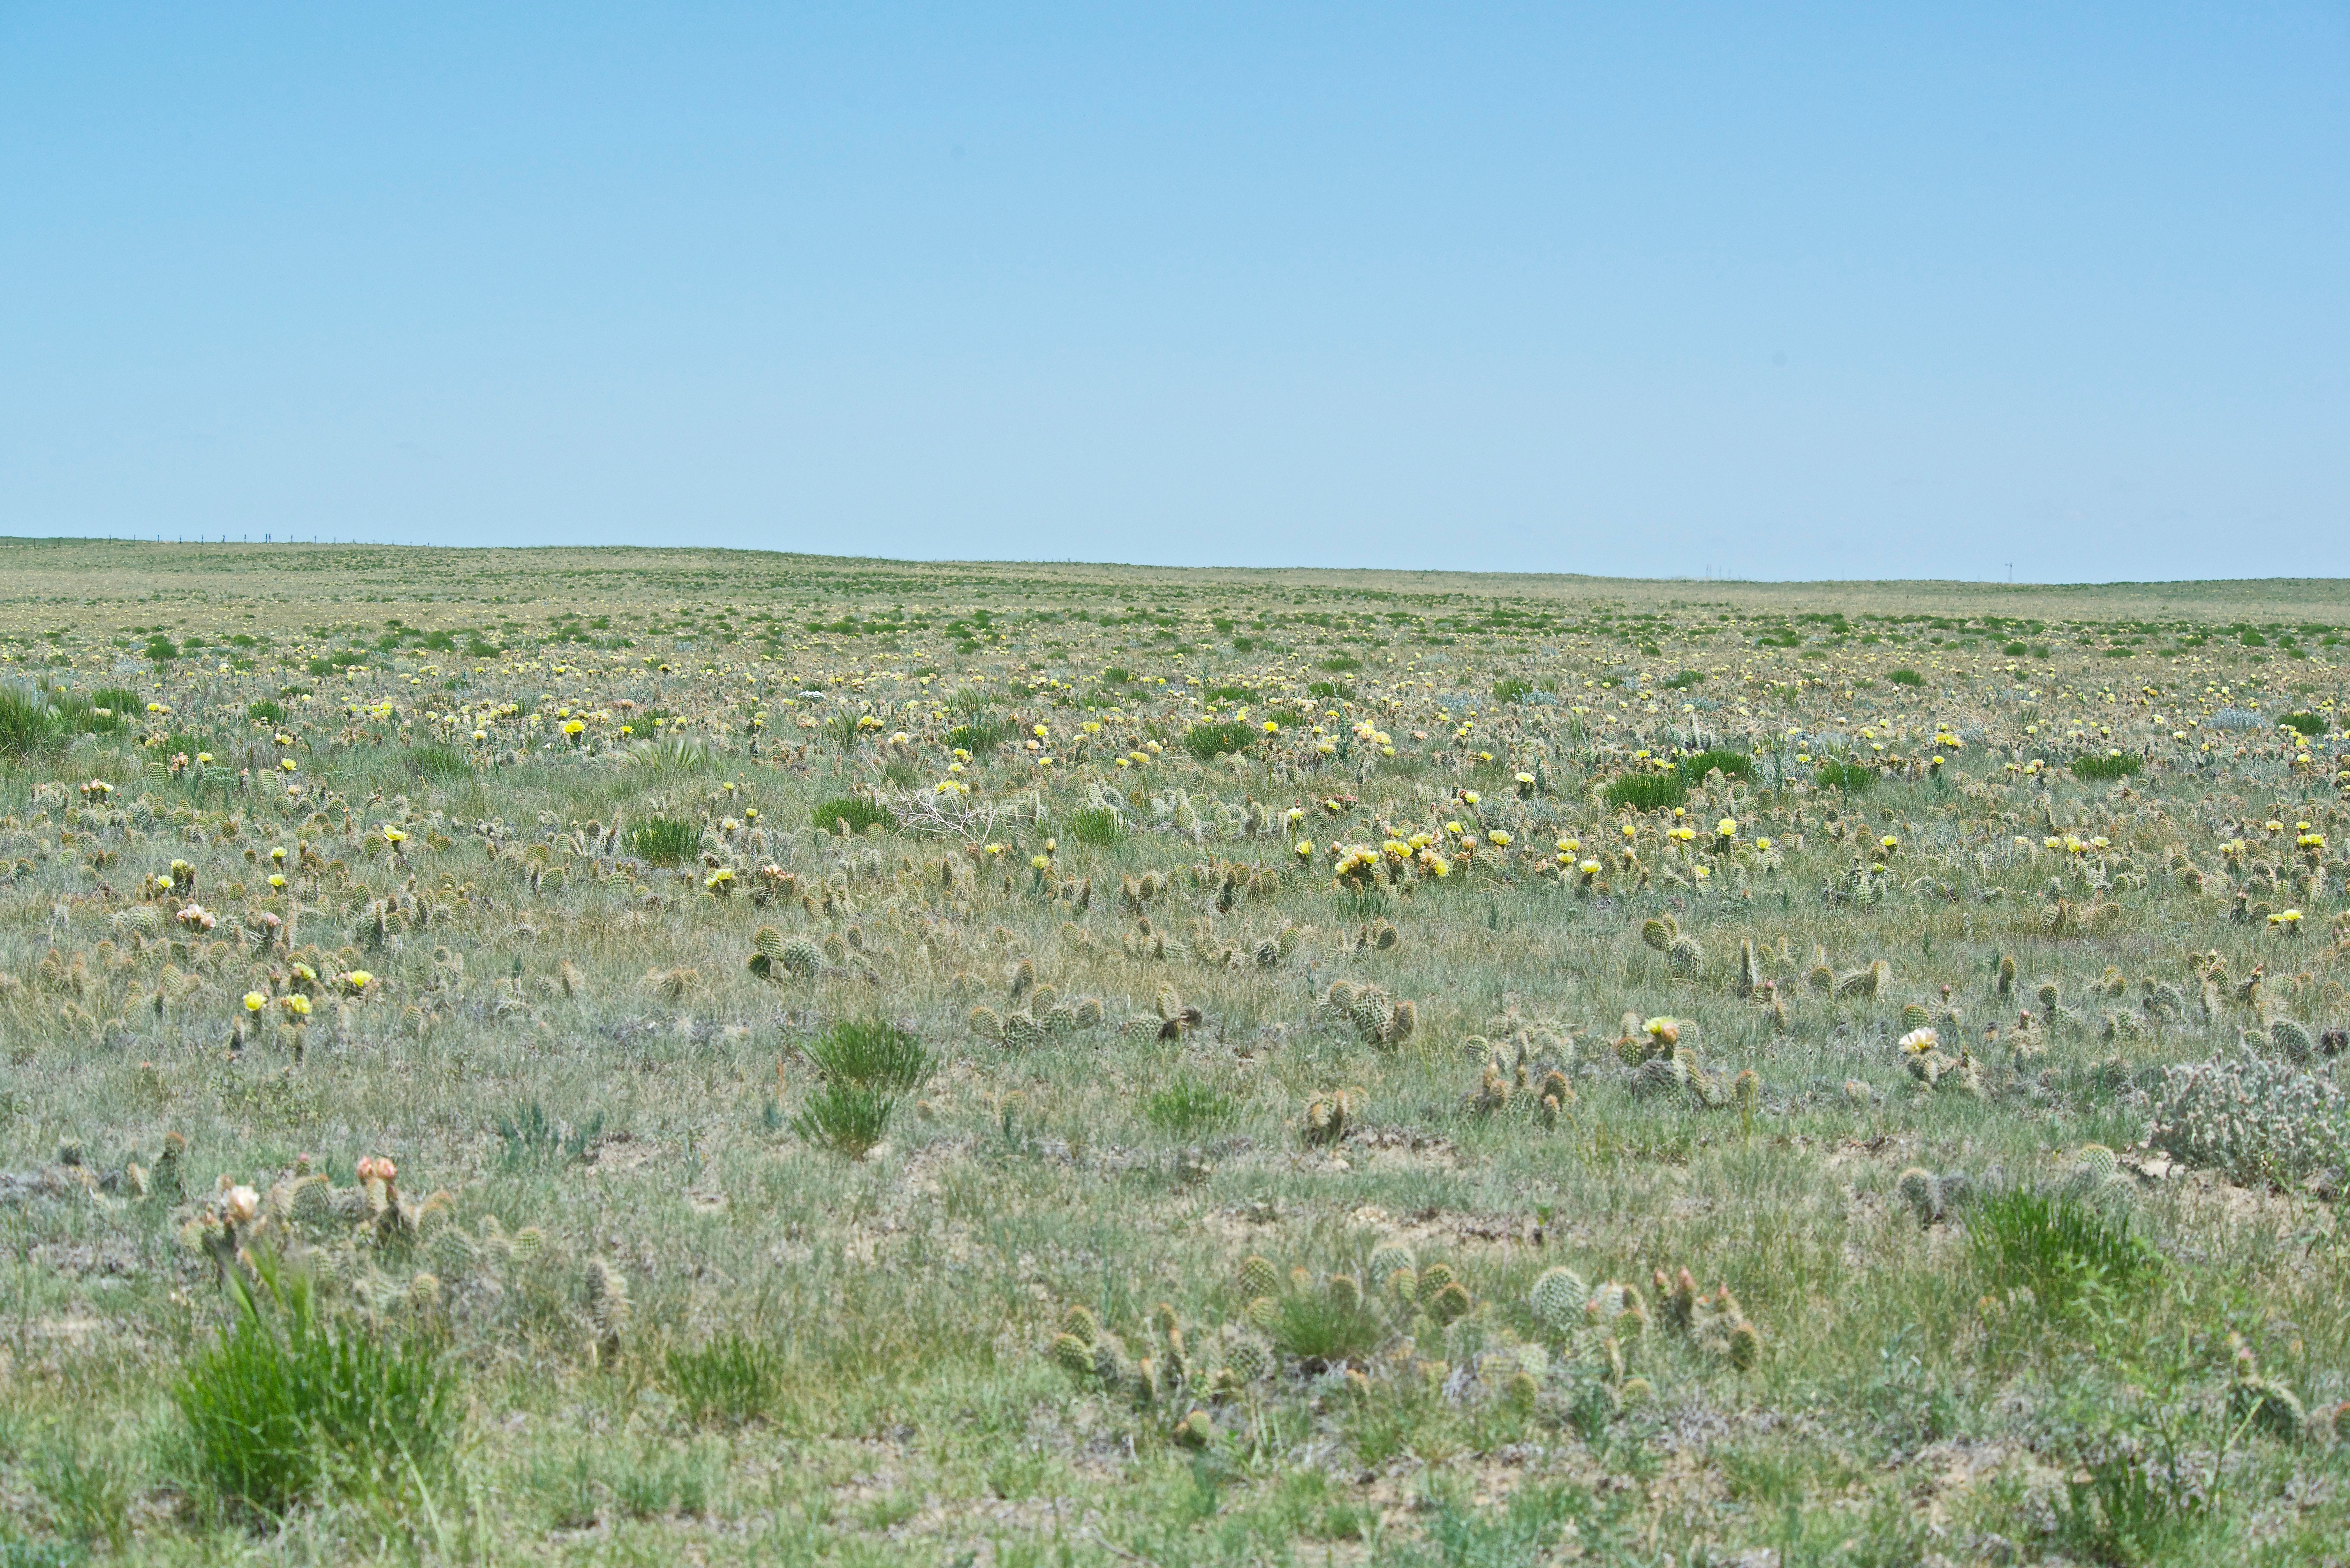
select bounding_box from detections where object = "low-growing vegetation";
[0,541,2344,1562]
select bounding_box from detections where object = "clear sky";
[3,4,2345,582]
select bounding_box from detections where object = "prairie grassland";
[0,541,2347,1566]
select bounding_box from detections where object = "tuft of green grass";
[1182,719,1262,761]
[1142,1076,1234,1135]
[1814,760,1876,792]
[1604,772,1687,811]
[630,816,701,865]
[1676,747,1753,782]
[402,743,468,779]
[812,796,894,835]
[1491,677,1533,702]
[1887,668,1925,686]
[2282,711,2328,737]
[803,1017,934,1093]
[2070,753,2143,782]
[1065,806,1125,847]
[0,683,64,762]
[789,1082,897,1159]
[947,717,1011,753]
[497,1102,603,1169]
[175,1253,458,1521]
[1970,1188,2157,1318]
[666,1335,782,1428]
[1660,669,1707,690]
[790,1017,934,1157]
[247,697,286,724]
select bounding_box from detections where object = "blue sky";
[3,4,2345,581]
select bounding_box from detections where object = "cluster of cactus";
[2060,1143,2134,1207]
[1656,1266,1762,1370]
[1526,1264,1652,1406]
[1626,1039,1750,1112]
[1479,995,1576,1064]
[1640,915,1706,980]
[1466,1043,1575,1126]
[1734,937,1763,998]
[1354,918,1399,953]
[1118,869,1171,911]
[1897,1028,1985,1095]
[1301,1086,1364,1145]
[747,925,825,980]
[1892,1166,1975,1227]
[1316,979,1417,1046]
[1051,1299,1262,1422]
[2227,1333,2350,1445]
[960,957,1108,1044]
[1252,924,1308,968]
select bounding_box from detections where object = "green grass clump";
[176,1256,458,1521]
[247,697,286,724]
[666,1335,783,1428]
[1660,669,1706,690]
[0,683,64,761]
[1182,719,1261,760]
[1142,1076,1235,1134]
[1887,668,1924,686]
[1065,806,1124,846]
[1491,677,1533,702]
[2282,711,2328,737]
[804,1017,934,1093]
[947,717,1012,753]
[791,1017,935,1158]
[402,743,469,779]
[630,816,701,864]
[1814,760,1876,792]
[1676,748,1753,782]
[2070,753,2143,782]
[1604,772,1687,811]
[1970,1188,2157,1318]
[812,796,893,834]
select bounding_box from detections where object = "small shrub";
[666,1335,782,1427]
[1676,748,1753,782]
[1066,807,1124,847]
[2070,753,2142,782]
[812,797,893,835]
[1182,719,1262,761]
[1887,668,1924,686]
[1605,773,1688,812]
[630,817,701,865]
[176,1254,458,1520]
[1814,760,1876,792]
